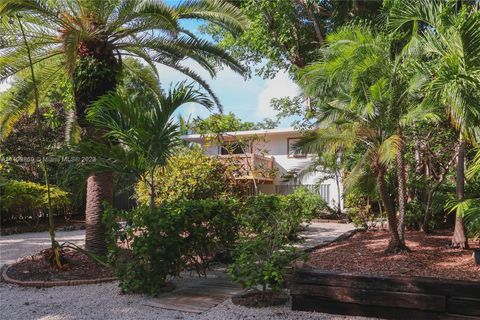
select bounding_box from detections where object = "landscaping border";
[1,263,117,288]
[290,268,480,319]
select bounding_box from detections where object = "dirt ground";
[308,230,480,281]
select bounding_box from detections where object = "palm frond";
[378,134,401,165]
[176,0,247,35]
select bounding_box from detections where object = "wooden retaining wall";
[290,268,480,319]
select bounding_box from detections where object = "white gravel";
[0,281,376,320]
[0,229,378,320]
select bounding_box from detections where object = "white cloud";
[0,79,11,93]
[255,71,299,119]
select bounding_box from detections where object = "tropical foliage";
[104,198,241,295]
[0,180,70,224]
[0,0,248,254]
[295,0,480,251]
[135,147,241,206]
[87,82,214,211]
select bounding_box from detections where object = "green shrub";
[0,180,70,223]
[104,198,241,295]
[228,235,299,295]
[344,191,379,229]
[105,190,320,297]
[228,192,313,298]
[135,148,239,206]
[282,187,325,235]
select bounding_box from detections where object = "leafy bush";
[105,189,320,296]
[282,187,326,234]
[0,180,70,224]
[464,204,480,242]
[104,198,241,295]
[344,191,379,229]
[135,148,240,206]
[228,235,299,296]
[228,192,315,298]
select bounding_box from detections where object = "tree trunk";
[376,164,407,253]
[451,139,469,249]
[73,49,120,254]
[85,171,114,255]
[335,169,342,214]
[149,170,155,213]
[421,190,434,233]
[396,128,407,244]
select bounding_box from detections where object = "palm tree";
[388,0,480,248]
[297,24,420,253]
[0,0,246,254]
[87,82,213,212]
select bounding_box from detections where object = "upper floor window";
[287,138,306,158]
[220,141,246,155]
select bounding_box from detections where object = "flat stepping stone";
[145,274,242,314]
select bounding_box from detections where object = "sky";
[157,61,300,127]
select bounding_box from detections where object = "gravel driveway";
[0,228,377,320]
[0,230,85,267]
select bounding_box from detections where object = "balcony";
[216,153,276,183]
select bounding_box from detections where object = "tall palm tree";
[87,82,213,212]
[0,0,247,254]
[297,24,421,253]
[388,0,480,248]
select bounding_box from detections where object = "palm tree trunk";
[73,51,120,255]
[376,164,406,253]
[396,128,407,244]
[452,139,469,249]
[85,171,114,255]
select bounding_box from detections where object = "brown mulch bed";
[308,230,480,281]
[6,248,114,282]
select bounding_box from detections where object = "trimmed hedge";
[0,180,70,223]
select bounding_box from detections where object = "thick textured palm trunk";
[73,47,120,255]
[452,139,469,249]
[85,171,114,254]
[376,164,407,253]
[396,128,407,245]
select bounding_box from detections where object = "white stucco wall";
[184,129,343,210]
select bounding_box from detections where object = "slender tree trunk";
[297,0,324,45]
[452,139,469,249]
[335,169,342,214]
[149,170,155,213]
[396,128,407,244]
[376,164,407,253]
[421,190,434,233]
[85,171,114,255]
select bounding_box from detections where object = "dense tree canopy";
[202,0,382,78]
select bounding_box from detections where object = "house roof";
[181,127,301,142]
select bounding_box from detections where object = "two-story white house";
[182,127,343,210]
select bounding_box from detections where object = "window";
[220,141,246,155]
[287,138,306,158]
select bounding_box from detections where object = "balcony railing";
[216,153,275,182]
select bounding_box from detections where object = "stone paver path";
[145,272,242,313]
[295,221,356,252]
